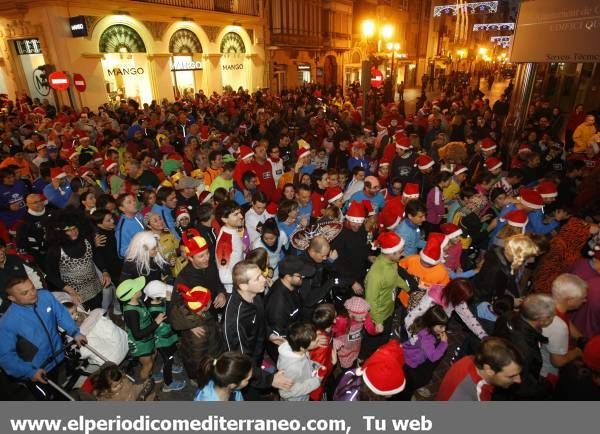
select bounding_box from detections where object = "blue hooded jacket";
[151,203,180,240]
[0,290,80,380]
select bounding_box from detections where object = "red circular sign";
[48,71,70,91]
[73,73,86,92]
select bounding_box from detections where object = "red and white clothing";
[268,157,284,187]
[437,356,494,401]
[216,226,247,293]
[251,159,276,200]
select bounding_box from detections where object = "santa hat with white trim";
[376,231,405,255]
[501,209,529,232]
[519,188,544,210]
[324,187,343,205]
[535,180,558,199]
[485,157,502,172]
[345,201,366,224]
[481,137,497,153]
[238,145,254,161]
[453,164,467,176]
[359,340,406,396]
[440,222,462,240]
[402,183,420,200]
[420,232,449,265]
[103,159,118,172]
[395,133,412,150]
[415,154,434,170]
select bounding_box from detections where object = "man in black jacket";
[265,256,315,362]
[223,260,293,399]
[15,194,50,269]
[493,294,556,400]
[297,236,352,320]
[170,230,226,312]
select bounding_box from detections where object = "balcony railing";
[131,0,259,16]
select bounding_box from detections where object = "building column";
[79,54,108,109]
[205,53,222,94]
[147,53,173,103]
[504,62,537,154]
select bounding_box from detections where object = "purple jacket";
[426,186,445,224]
[402,328,448,368]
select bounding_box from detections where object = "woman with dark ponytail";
[193,352,253,401]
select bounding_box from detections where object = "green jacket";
[365,255,409,325]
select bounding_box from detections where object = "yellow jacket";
[572,122,597,153]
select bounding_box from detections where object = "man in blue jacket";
[0,278,86,384]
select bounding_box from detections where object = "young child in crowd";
[117,277,163,382]
[277,321,322,401]
[88,363,155,401]
[400,305,449,399]
[143,280,185,392]
[194,352,253,401]
[174,206,191,240]
[332,297,376,369]
[309,304,338,401]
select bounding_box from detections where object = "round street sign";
[73,73,86,92]
[48,71,70,91]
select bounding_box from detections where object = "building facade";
[266,0,353,92]
[0,0,266,109]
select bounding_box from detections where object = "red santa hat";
[485,157,502,171]
[345,201,366,224]
[378,157,391,169]
[376,231,405,254]
[92,153,103,163]
[481,137,497,152]
[266,202,278,216]
[420,232,449,265]
[362,200,376,217]
[378,206,402,231]
[239,145,254,161]
[78,167,94,178]
[352,141,366,150]
[103,159,118,172]
[198,190,213,204]
[535,180,558,198]
[324,187,343,204]
[50,167,66,180]
[297,147,311,160]
[68,150,79,161]
[519,188,544,210]
[175,206,190,223]
[376,119,389,131]
[501,210,529,231]
[181,229,209,257]
[359,340,406,396]
[440,222,462,239]
[415,154,434,170]
[453,164,467,176]
[518,143,532,154]
[395,133,412,150]
[402,183,420,200]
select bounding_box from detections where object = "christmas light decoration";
[433,1,498,17]
[473,22,515,32]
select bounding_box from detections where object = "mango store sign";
[106,67,145,76]
[171,60,204,71]
[222,63,244,71]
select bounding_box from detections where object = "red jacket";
[309,330,334,401]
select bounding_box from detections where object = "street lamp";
[362,20,376,40]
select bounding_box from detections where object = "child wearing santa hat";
[333,339,406,401]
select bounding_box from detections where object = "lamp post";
[361,20,395,116]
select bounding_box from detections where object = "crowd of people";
[0,73,599,402]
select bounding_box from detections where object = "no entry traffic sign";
[73,73,86,92]
[48,71,70,91]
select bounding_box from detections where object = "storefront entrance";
[220,32,247,91]
[99,24,152,105]
[169,29,203,98]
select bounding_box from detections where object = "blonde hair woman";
[120,231,171,283]
[473,233,542,302]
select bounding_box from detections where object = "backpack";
[333,369,362,401]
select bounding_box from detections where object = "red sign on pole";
[73,73,86,92]
[370,67,383,88]
[48,71,70,91]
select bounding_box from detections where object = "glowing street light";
[362,20,375,39]
[381,24,394,40]
[478,47,488,56]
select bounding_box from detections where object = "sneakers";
[172,364,184,375]
[415,387,432,398]
[162,379,186,392]
[152,371,163,383]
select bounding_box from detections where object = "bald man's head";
[308,236,330,264]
